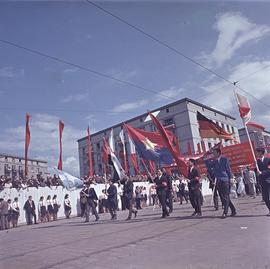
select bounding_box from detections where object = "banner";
[53,168,83,190]
[25,113,31,177]
[57,120,64,170]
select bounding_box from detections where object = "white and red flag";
[235,92,251,124]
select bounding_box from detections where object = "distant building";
[238,128,270,152]
[77,98,240,178]
[0,153,48,178]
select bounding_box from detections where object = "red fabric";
[87,126,93,177]
[102,137,109,163]
[197,112,234,140]
[57,120,64,170]
[25,113,31,176]
[131,154,140,175]
[187,141,192,155]
[246,121,265,132]
[201,141,206,152]
[149,113,188,177]
[197,143,202,154]
[148,160,156,175]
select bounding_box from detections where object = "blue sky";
[0,1,270,176]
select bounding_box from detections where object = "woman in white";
[46,195,53,222]
[38,196,47,223]
[52,195,60,221]
[12,197,20,228]
[64,194,71,219]
[236,172,246,197]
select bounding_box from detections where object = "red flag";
[149,113,188,177]
[201,140,206,152]
[148,160,156,175]
[187,141,192,155]
[102,137,109,163]
[235,92,251,123]
[25,113,31,177]
[246,121,265,132]
[197,143,202,154]
[87,126,93,177]
[197,112,234,140]
[57,120,64,170]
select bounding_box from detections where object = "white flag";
[109,128,115,152]
[53,168,83,190]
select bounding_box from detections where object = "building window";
[231,126,235,134]
[221,123,224,129]
[166,108,169,113]
[140,118,143,122]
[164,118,174,126]
[208,142,212,149]
[82,147,85,155]
[202,108,205,112]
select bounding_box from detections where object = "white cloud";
[61,91,89,103]
[0,113,85,176]
[201,60,270,127]
[62,67,78,74]
[112,99,149,113]
[111,87,184,113]
[154,87,184,101]
[0,66,24,78]
[205,12,270,68]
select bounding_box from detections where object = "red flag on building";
[57,120,64,170]
[201,140,206,152]
[197,143,202,154]
[87,126,93,177]
[187,141,192,155]
[148,160,156,175]
[102,137,109,163]
[235,92,251,124]
[149,113,188,177]
[197,112,234,141]
[25,113,31,177]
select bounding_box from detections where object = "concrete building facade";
[238,128,270,152]
[77,98,240,178]
[0,153,48,179]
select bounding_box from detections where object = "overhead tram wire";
[86,0,270,110]
[0,39,176,102]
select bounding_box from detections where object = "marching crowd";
[0,147,270,230]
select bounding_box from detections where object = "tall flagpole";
[233,90,258,170]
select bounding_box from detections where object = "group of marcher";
[1,146,270,229]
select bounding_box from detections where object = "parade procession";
[0,1,270,269]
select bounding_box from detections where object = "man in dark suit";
[187,159,202,216]
[162,168,173,213]
[23,196,37,225]
[155,169,169,218]
[122,176,137,220]
[211,148,236,219]
[86,182,99,221]
[107,179,118,220]
[256,148,270,216]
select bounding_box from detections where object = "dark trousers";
[126,197,137,219]
[107,200,117,219]
[189,189,202,214]
[158,189,169,217]
[26,211,37,225]
[88,200,99,220]
[217,180,236,215]
[211,186,219,210]
[120,196,126,210]
[166,190,173,212]
[261,182,270,211]
[135,198,141,210]
[151,194,157,205]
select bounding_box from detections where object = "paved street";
[0,196,269,269]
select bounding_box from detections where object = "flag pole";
[233,89,258,170]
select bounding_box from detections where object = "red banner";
[87,126,93,177]
[57,120,64,170]
[25,113,31,177]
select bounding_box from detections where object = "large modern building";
[0,153,48,179]
[77,98,240,178]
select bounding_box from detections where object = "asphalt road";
[0,196,269,269]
